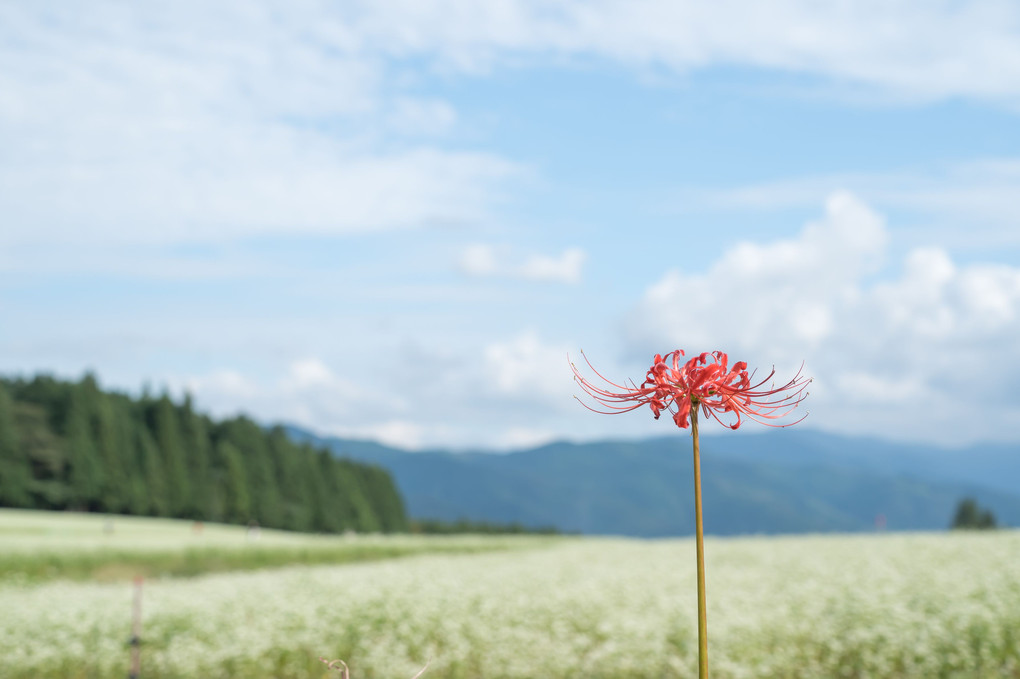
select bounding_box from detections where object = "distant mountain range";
[286,427,1020,537]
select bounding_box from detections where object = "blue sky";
[2,1,1020,449]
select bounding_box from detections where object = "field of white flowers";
[1,512,1018,678]
[0,508,548,582]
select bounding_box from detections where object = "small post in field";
[129,576,143,679]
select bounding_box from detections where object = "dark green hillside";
[0,375,406,533]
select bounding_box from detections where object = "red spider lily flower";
[571,349,810,430]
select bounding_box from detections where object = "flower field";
[0,509,549,582]
[1,510,1019,678]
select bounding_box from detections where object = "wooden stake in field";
[572,350,809,678]
[129,576,143,679]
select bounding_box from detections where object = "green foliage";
[138,425,169,517]
[92,392,129,513]
[218,417,281,526]
[0,374,407,534]
[215,439,251,524]
[11,401,66,508]
[410,518,564,535]
[951,497,998,530]
[180,395,213,519]
[152,395,191,517]
[0,384,32,507]
[64,378,104,510]
[267,426,313,530]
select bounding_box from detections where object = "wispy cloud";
[483,331,575,400]
[663,159,1020,252]
[5,1,1020,253]
[675,158,1020,216]
[459,245,587,284]
[171,333,579,450]
[519,248,587,284]
[345,0,1020,104]
[0,2,520,253]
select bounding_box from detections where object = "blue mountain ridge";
[285,427,1020,537]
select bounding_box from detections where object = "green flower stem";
[691,406,709,678]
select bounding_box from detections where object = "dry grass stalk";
[319,656,430,678]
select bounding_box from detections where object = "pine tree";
[16,374,71,432]
[0,373,409,532]
[300,444,329,531]
[313,451,350,533]
[350,463,384,532]
[137,426,168,516]
[325,458,360,531]
[952,497,997,530]
[7,384,66,510]
[64,379,104,510]
[153,396,191,517]
[221,417,281,527]
[91,387,131,513]
[360,464,408,532]
[267,426,311,531]
[181,396,213,519]
[216,439,251,525]
[330,458,380,533]
[117,412,148,516]
[0,382,32,507]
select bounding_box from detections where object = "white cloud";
[5,1,1020,252]
[172,363,430,448]
[627,192,1020,444]
[346,0,1020,105]
[459,244,501,276]
[0,2,519,251]
[387,97,458,136]
[0,138,518,247]
[280,358,358,394]
[181,370,262,405]
[835,372,927,406]
[958,265,1020,326]
[335,420,430,450]
[634,191,886,355]
[519,247,586,284]
[871,249,957,338]
[498,427,559,450]
[483,331,575,402]
[870,251,1020,343]
[176,358,379,436]
[459,245,587,283]
[171,336,579,450]
[672,159,1020,251]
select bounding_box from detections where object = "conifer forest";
[0,375,407,533]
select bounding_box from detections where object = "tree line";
[409,517,565,535]
[950,497,997,530]
[0,374,407,533]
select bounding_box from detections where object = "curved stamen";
[571,350,810,431]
